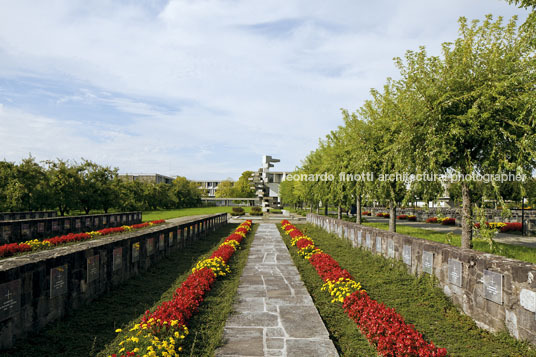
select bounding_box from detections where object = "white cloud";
[0,0,529,178]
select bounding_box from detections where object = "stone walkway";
[215,223,338,357]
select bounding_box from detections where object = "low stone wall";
[307,213,536,345]
[0,211,57,221]
[0,213,228,349]
[362,206,536,233]
[0,212,142,244]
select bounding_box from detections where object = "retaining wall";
[0,212,143,244]
[307,213,536,345]
[0,213,228,349]
[0,211,57,221]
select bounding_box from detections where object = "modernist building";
[250,156,290,211]
[196,180,227,197]
[119,173,174,184]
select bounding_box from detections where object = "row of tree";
[214,171,256,198]
[280,13,536,249]
[0,157,202,215]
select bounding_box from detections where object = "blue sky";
[0,0,529,180]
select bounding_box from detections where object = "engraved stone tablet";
[52,221,59,232]
[87,255,99,282]
[376,237,382,254]
[159,233,165,251]
[169,232,174,246]
[358,231,362,246]
[110,216,115,223]
[64,220,70,230]
[422,251,433,274]
[3,226,11,237]
[85,218,91,227]
[366,233,371,249]
[448,259,462,287]
[147,238,155,255]
[388,239,395,258]
[38,222,45,233]
[520,289,536,312]
[483,270,503,304]
[50,265,68,298]
[403,245,412,266]
[0,279,21,321]
[75,219,81,229]
[103,217,107,224]
[113,247,122,271]
[21,223,30,236]
[122,215,126,223]
[132,242,140,263]
[94,218,99,226]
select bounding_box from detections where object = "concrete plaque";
[132,242,140,262]
[483,270,503,304]
[448,259,462,287]
[357,231,362,246]
[103,217,107,224]
[37,223,44,233]
[403,245,412,266]
[169,232,174,246]
[113,247,122,271]
[75,219,81,229]
[0,280,21,321]
[159,233,165,251]
[375,236,382,254]
[21,223,30,236]
[52,221,59,232]
[94,217,99,226]
[520,289,536,312]
[110,216,115,223]
[64,220,70,230]
[147,238,155,255]
[85,218,91,227]
[87,255,99,282]
[50,265,68,298]
[122,215,126,223]
[366,233,371,249]
[422,251,433,274]
[388,239,394,258]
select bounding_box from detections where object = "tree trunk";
[389,200,396,232]
[309,203,313,213]
[356,194,362,224]
[316,203,320,214]
[461,181,473,249]
[324,201,328,216]
[337,204,342,219]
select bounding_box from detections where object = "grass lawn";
[143,206,253,221]
[362,221,536,264]
[0,222,255,357]
[284,223,536,357]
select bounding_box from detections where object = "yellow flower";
[115,328,122,333]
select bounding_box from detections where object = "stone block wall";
[0,212,143,244]
[307,213,536,345]
[0,211,57,221]
[0,213,228,349]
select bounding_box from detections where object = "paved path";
[215,223,338,357]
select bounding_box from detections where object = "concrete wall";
[0,212,143,244]
[0,213,228,349]
[0,211,57,221]
[307,213,536,345]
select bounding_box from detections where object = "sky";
[0,0,529,180]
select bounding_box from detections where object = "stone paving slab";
[215,223,338,357]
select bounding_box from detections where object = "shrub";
[250,206,263,216]
[231,207,245,215]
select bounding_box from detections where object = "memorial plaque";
[87,255,99,283]
[38,222,45,233]
[147,238,155,255]
[94,217,99,226]
[159,233,165,251]
[103,217,107,225]
[375,236,382,254]
[132,242,140,263]
[388,239,395,258]
[113,247,123,271]
[64,220,70,230]
[169,232,174,246]
[21,223,30,236]
[357,231,362,246]
[483,270,503,304]
[403,245,412,266]
[50,265,68,298]
[52,220,59,232]
[422,251,434,274]
[75,219,81,229]
[448,259,462,287]
[85,218,91,227]
[122,215,126,223]
[110,216,115,223]
[4,225,11,237]
[0,279,21,321]
[366,233,371,249]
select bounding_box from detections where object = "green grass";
[142,206,253,221]
[0,223,254,357]
[362,221,536,264]
[286,223,536,357]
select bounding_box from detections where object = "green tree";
[215,180,236,198]
[234,171,256,197]
[45,159,83,216]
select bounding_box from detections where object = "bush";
[250,206,263,216]
[231,207,245,215]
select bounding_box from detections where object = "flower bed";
[376,212,390,218]
[362,211,372,216]
[474,222,522,232]
[0,220,166,258]
[397,214,408,220]
[426,217,438,223]
[426,217,455,225]
[408,215,417,221]
[110,220,252,357]
[280,220,446,357]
